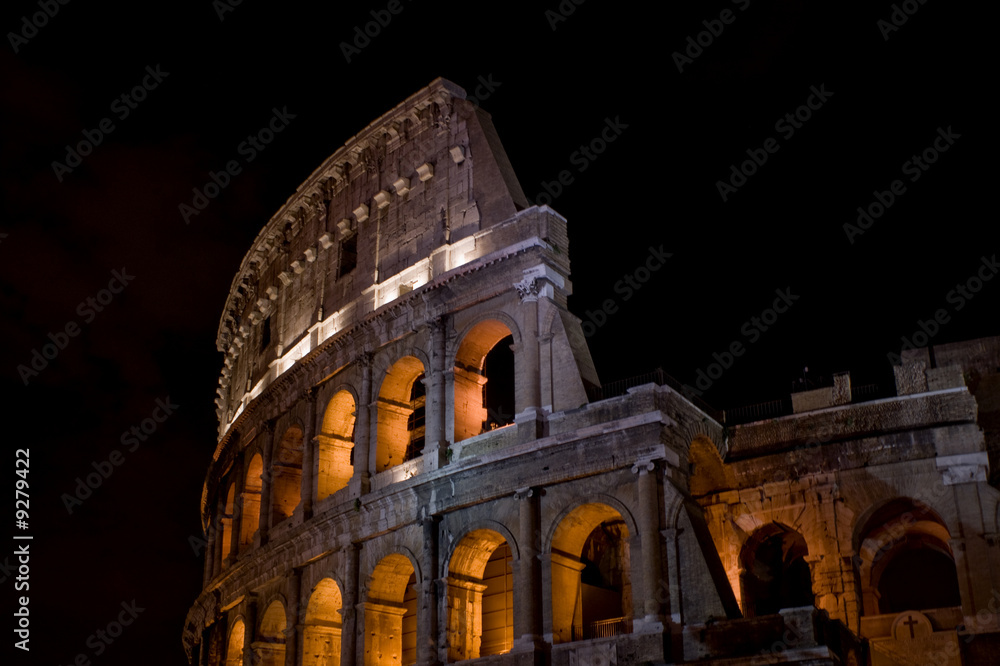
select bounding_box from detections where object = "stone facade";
[183,79,1000,665]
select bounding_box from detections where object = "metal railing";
[586,367,723,422]
[575,616,632,640]
[722,397,790,425]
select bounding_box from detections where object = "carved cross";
[903,614,918,639]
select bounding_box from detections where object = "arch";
[688,435,731,497]
[739,523,813,617]
[446,529,514,660]
[318,390,357,500]
[365,553,418,666]
[271,426,304,526]
[452,313,522,363]
[852,496,950,553]
[303,578,343,666]
[444,520,520,573]
[855,497,961,615]
[375,356,427,473]
[239,454,263,551]
[257,600,287,666]
[545,494,639,554]
[220,482,236,567]
[225,617,245,666]
[550,502,633,644]
[453,319,516,442]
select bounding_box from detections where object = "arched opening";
[551,503,632,643]
[364,553,417,666]
[446,529,514,661]
[878,545,961,613]
[239,454,263,551]
[376,357,426,472]
[454,321,515,442]
[304,578,343,666]
[688,436,731,498]
[857,498,961,616]
[318,391,356,500]
[739,524,813,617]
[257,600,287,666]
[271,426,303,526]
[225,618,245,666]
[220,482,235,567]
[205,620,226,666]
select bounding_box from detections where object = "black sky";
[0,1,995,664]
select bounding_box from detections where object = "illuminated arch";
[318,390,356,500]
[855,498,961,615]
[303,578,343,666]
[257,600,287,666]
[550,502,633,643]
[271,425,304,526]
[239,454,263,551]
[365,553,418,666]
[375,356,426,473]
[453,319,516,442]
[688,435,731,497]
[445,529,514,661]
[739,523,813,617]
[225,618,245,666]
[220,482,235,567]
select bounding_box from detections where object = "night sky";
[1,1,994,664]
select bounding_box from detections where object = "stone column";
[229,456,246,561]
[513,487,546,653]
[951,481,990,615]
[422,318,449,470]
[301,388,318,520]
[258,422,274,546]
[514,277,544,443]
[350,353,373,498]
[203,511,217,585]
[341,544,360,666]
[285,569,301,666]
[242,593,258,666]
[212,510,225,578]
[633,460,665,632]
[419,516,441,665]
[445,579,488,661]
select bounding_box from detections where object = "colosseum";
[183,78,1000,665]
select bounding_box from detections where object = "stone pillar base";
[510,635,551,666]
[421,441,449,471]
[348,473,370,499]
[633,615,665,635]
[515,408,547,444]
